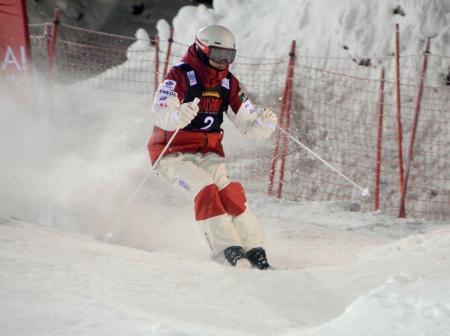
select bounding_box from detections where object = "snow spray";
[104,98,200,242]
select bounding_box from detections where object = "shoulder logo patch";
[187,70,197,86]
[221,78,230,90]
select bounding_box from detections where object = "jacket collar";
[181,44,229,88]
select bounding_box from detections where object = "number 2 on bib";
[201,116,214,130]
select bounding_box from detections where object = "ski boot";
[224,246,251,268]
[246,247,270,270]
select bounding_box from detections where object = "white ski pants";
[156,153,264,259]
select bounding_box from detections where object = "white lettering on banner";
[2,46,22,71]
[1,46,28,73]
[20,46,27,70]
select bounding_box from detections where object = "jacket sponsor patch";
[221,78,230,89]
[198,97,222,114]
[163,79,176,90]
[158,88,177,97]
[202,90,220,98]
[155,86,177,109]
[239,90,249,102]
[154,102,169,109]
[243,99,255,114]
[187,70,197,86]
[178,179,190,191]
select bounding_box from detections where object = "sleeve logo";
[239,90,249,103]
[158,88,177,97]
[163,79,176,90]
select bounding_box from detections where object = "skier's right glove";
[176,101,200,128]
[256,108,278,131]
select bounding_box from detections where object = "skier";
[147,25,278,269]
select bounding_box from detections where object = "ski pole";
[104,98,200,242]
[276,125,370,197]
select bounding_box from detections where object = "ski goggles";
[208,46,237,64]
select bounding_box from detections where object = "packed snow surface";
[2,201,450,335]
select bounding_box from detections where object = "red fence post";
[268,68,288,196]
[47,8,60,77]
[277,41,296,198]
[154,35,160,93]
[162,27,174,80]
[395,23,406,218]
[399,38,431,217]
[21,0,31,64]
[268,40,296,198]
[375,67,385,211]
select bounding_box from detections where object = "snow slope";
[1,199,450,335]
[169,0,450,60]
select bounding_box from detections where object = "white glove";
[256,108,278,131]
[176,101,200,128]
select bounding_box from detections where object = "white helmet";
[195,25,237,64]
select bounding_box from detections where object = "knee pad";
[194,184,226,220]
[219,182,247,217]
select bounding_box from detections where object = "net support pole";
[20,0,31,63]
[154,35,160,93]
[398,39,431,218]
[277,40,296,198]
[47,8,60,77]
[268,40,296,198]
[375,67,385,211]
[162,27,174,80]
[394,23,406,217]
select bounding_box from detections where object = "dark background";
[25,0,212,80]
[26,0,212,37]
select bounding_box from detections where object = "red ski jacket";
[147,44,245,164]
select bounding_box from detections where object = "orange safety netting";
[29,23,450,222]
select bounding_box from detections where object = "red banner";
[0,0,30,80]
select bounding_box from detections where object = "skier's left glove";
[256,108,278,131]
